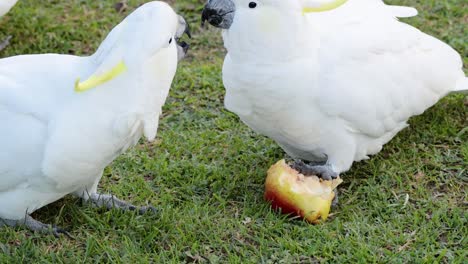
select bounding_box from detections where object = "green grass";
[0,0,467,262]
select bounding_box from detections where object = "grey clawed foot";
[287,158,341,206]
[24,215,72,238]
[87,193,156,215]
[1,215,72,238]
[291,159,339,180]
[0,36,12,52]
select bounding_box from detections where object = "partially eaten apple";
[264,160,343,224]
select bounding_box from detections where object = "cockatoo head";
[202,0,347,29]
[97,1,191,66]
[76,1,191,92]
[202,0,346,60]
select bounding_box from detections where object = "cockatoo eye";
[169,38,173,44]
[248,2,257,8]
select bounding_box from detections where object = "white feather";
[453,77,468,93]
[0,0,17,18]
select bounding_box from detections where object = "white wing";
[308,1,464,138]
[0,106,47,191]
[0,54,100,192]
[307,0,418,25]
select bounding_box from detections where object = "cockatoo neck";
[223,14,319,63]
[91,39,140,71]
[85,44,177,115]
[88,51,155,88]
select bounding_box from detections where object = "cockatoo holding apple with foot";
[202,0,467,183]
[0,1,190,236]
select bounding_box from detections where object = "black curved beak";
[201,0,235,29]
[177,41,189,61]
[179,41,189,54]
[176,16,191,60]
[177,15,192,40]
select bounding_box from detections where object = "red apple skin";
[264,160,342,224]
[265,176,302,215]
[265,186,299,215]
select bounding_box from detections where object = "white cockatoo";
[202,0,467,181]
[0,1,190,235]
[0,0,18,51]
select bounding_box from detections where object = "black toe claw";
[34,224,72,238]
[57,229,73,239]
[139,205,157,215]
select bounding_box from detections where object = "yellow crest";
[75,60,128,93]
[303,0,348,14]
